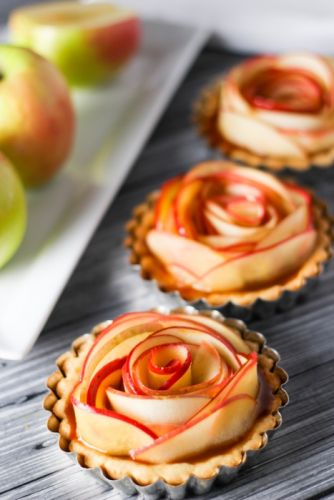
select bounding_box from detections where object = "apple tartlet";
[195,53,334,170]
[126,161,333,314]
[44,307,288,497]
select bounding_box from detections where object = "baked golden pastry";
[195,53,334,170]
[126,161,333,310]
[45,307,288,496]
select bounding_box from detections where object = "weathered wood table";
[1,3,334,499]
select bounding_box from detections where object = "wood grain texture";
[1,3,334,499]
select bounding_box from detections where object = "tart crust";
[44,308,288,487]
[194,79,334,171]
[125,189,333,309]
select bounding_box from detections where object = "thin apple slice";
[277,53,334,91]
[256,204,310,249]
[147,230,224,283]
[190,353,258,420]
[86,358,125,408]
[172,314,251,354]
[155,176,182,231]
[131,394,256,463]
[106,388,210,435]
[195,229,317,292]
[152,327,240,372]
[205,208,270,239]
[219,111,306,159]
[71,384,157,455]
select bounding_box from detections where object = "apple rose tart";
[126,161,332,312]
[195,53,334,170]
[45,308,288,496]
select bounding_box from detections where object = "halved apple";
[10,2,140,86]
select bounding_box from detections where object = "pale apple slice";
[256,204,309,249]
[172,314,251,354]
[131,394,256,463]
[227,198,265,226]
[255,108,326,131]
[71,384,156,455]
[81,312,165,395]
[190,353,258,420]
[278,53,334,91]
[106,388,210,435]
[195,229,317,292]
[219,111,306,159]
[205,209,270,240]
[152,327,240,371]
[221,79,251,113]
[146,230,224,283]
[282,127,334,153]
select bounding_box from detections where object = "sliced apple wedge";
[146,230,224,284]
[155,176,182,231]
[195,229,317,292]
[219,111,306,159]
[189,353,258,419]
[71,384,156,455]
[256,204,310,249]
[172,314,251,354]
[131,394,256,463]
[106,389,210,435]
[86,357,124,408]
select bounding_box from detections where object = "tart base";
[125,190,333,316]
[194,79,334,171]
[44,308,288,498]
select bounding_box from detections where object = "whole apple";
[0,44,74,187]
[10,2,141,87]
[0,155,27,269]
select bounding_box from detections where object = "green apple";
[0,155,27,269]
[9,1,141,87]
[0,44,74,186]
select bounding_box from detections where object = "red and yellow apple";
[0,44,74,186]
[0,155,27,268]
[219,53,334,159]
[9,2,141,87]
[71,311,261,463]
[146,161,317,292]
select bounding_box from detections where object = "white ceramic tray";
[0,19,207,360]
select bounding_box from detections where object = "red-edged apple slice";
[71,384,157,455]
[81,312,165,397]
[256,204,310,249]
[106,389,210,435]
[151,327,240,371]
[219,111,306,159]
[155,176,182,232]
[146,230,224,284]
[277,53,334,92]
[86,357,125,408]
[205,208,271,240]
[282,127,334,154]
[222,78,251,113]
[172,314,251,354]
[174,179,204,238]
[131,394,256,463]
[255,107,326,131]
[194,229,317,292]
[190,353,258,419]
[226,198,265,226]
